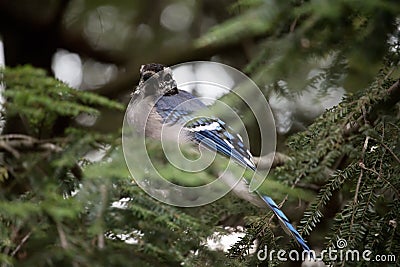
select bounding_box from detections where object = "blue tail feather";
[258,194,310,252]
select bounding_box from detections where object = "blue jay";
[128,63,310,252]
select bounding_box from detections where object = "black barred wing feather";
[155,90,255,170]
[184,117,256,171]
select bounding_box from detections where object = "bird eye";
[164,74,172,81]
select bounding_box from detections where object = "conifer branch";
[344,79,400,136]
[0,134,83,180]
[351,136,369,230]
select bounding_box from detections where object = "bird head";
[136,63,178,96]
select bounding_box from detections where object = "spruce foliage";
[1,0,400,266]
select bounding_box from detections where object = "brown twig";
[56,222,80,267]
[343,79,400,136]
[253,152,291,170]
[0,140,20,158]
[0,134,82,180]
[10,232,31,257]
[56,222,69,249]
[377,141,400,165]
[359,164,400,199]
[290,18,298,32]
[350,136,370,230]
[97,185,107,250]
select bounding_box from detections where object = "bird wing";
[155,90,255,170]
[184,116,256,170]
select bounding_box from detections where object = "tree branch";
[0,134,82,180]
[253,152,291,170]
[344,79,400,136]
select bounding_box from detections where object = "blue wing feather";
[193,129,255,170]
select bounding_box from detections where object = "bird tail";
[257,193,310,252]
